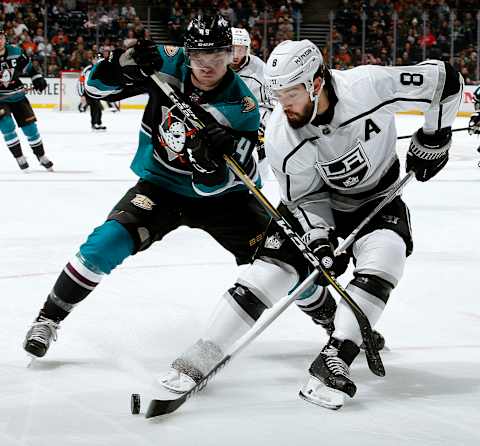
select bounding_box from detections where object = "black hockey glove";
[119,39,163,82]
[32,75,47,93]
[468,113,480,135]
[303,229,350,287]
[187,123,235,173]
[406,127,451,182]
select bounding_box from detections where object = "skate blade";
[157,369,196,395]
[299,377,345,410]
[157,378,193,395]
[26,355,37,368]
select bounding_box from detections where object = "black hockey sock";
[30,141,45,157]
[39,264,99,322]
[8,142,23,158]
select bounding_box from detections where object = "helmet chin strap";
[308,78,325,124]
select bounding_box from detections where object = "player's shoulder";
[209,70,259,132]
[248,54,266,69]
[332,65,388,86]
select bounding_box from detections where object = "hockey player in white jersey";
[262,39,463,409]
[230,27,274,177]
[230,28,273,129]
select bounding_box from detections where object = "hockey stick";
[397,127,469,140]
[145,269,320,418]
[149,71,384,378]
[335,171,415,255]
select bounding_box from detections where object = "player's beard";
[285,100,315,129]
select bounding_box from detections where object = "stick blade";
[145,394,187,418]
[361,327,385,377]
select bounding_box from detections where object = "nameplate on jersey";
[315,139,370,189]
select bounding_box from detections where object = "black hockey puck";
[131,393,141,414]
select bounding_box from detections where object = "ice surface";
[0,110,479,446]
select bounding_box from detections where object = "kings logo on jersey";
[315,139,371,189]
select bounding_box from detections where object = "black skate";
[23,316,59,358]
[299,337,359,410]
[16,156,29,171]
[37,155,53,171]
[92,124,107,131]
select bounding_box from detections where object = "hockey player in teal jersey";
[23,14,321,359]
[0,29,53,171]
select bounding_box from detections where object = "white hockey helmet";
[231,27,251,47]
[264,39,325,101]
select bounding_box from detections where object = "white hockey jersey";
[265,61,463,233]
[236,54,274,128]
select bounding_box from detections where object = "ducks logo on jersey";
[241,96,256,113]
[158,105,198,162]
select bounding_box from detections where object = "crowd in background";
[0,0,148,77]
[0,0,478,84]
[331,0,479,84]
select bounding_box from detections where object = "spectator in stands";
[51,29,69,46]
[121,1,136,20]
[22,33,36,56]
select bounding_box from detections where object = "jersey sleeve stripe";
[282,136,320,173]
[338,97,432,128]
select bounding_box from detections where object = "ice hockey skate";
[15,155,29,171]
[158,367,198,394]
[159,339,223,394]
[299,337,359,410]
[23,316,59,358]
[92,124,107,131]
[37,155,54,171]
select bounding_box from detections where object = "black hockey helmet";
[184,14,232,54]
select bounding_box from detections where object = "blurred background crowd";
[1,0,478,84]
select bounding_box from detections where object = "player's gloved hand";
[406,127,451,182]
[303,228,349,287]
[468,113,480,135]
[187,123,235,173]
[119,39,163,82]
[78,102,88,112]
[32,76,47,93]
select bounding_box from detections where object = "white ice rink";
[0,109,479,446]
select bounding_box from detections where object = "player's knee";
[227,283,268,323]
[354,229,406,286]
[0,114,16,136]
[350,274,394,304]
[79,220,134,274]
[107,209,154,253]
[21,122,40,141]
[237,257,300,307]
